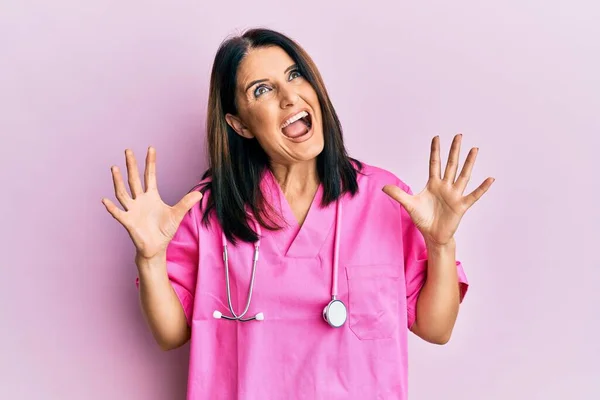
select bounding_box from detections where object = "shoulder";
[355,161,412,193]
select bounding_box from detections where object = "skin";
[101,45,494,350]
[227,46,496,344]
[383,134,495,343]
[225,46,325,225]
[102,148,202,349]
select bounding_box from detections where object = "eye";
[254,84,271,98]
[289,69,302,80]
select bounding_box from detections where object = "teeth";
[281,111,308,128]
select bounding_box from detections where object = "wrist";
[425,237,456,256]
[136,251,167,274]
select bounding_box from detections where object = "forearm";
[136,252,190,350]
[411,238,460,344]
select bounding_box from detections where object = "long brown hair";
[195,28,362,244]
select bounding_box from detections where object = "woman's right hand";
[102,147,203,261]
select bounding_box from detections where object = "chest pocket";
[345,264,400,340]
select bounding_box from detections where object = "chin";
[296,148,323,162]
[291,129,324,161]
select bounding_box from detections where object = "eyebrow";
[244,64,298,92]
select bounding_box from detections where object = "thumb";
[173,190,203,219]
[382,185,413,210]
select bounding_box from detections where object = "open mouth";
[280,110,313,139]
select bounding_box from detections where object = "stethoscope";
[213,198,347,328]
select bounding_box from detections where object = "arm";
[137,251,191,351]
[383,134,494,344]
[410,238,460,344]
[101,147,202,351]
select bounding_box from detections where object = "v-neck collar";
[260,169,336,258]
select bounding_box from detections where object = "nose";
[279,85,299,108]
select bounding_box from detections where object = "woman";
[102,28,493,399]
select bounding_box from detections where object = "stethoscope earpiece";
[214,310,265,322]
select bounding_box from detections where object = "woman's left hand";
[383,134,495,247]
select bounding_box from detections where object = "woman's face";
[226,46,324,165]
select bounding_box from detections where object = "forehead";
[237,46,295,86]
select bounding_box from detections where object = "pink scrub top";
[146,162,468,399]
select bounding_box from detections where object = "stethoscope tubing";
[215,198,342,323]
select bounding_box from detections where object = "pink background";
[2,0,599,399]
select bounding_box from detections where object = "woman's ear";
[225,114,254,139]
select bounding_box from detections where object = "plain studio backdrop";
[1,1,598,399]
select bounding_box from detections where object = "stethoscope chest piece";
[323,299,347,328]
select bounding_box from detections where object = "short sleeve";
[135,204,200,326]
[400,185,469,329]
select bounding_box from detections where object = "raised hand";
[383,134,494,247]
[101,147,203,260]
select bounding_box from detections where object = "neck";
[269,159,319,197]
